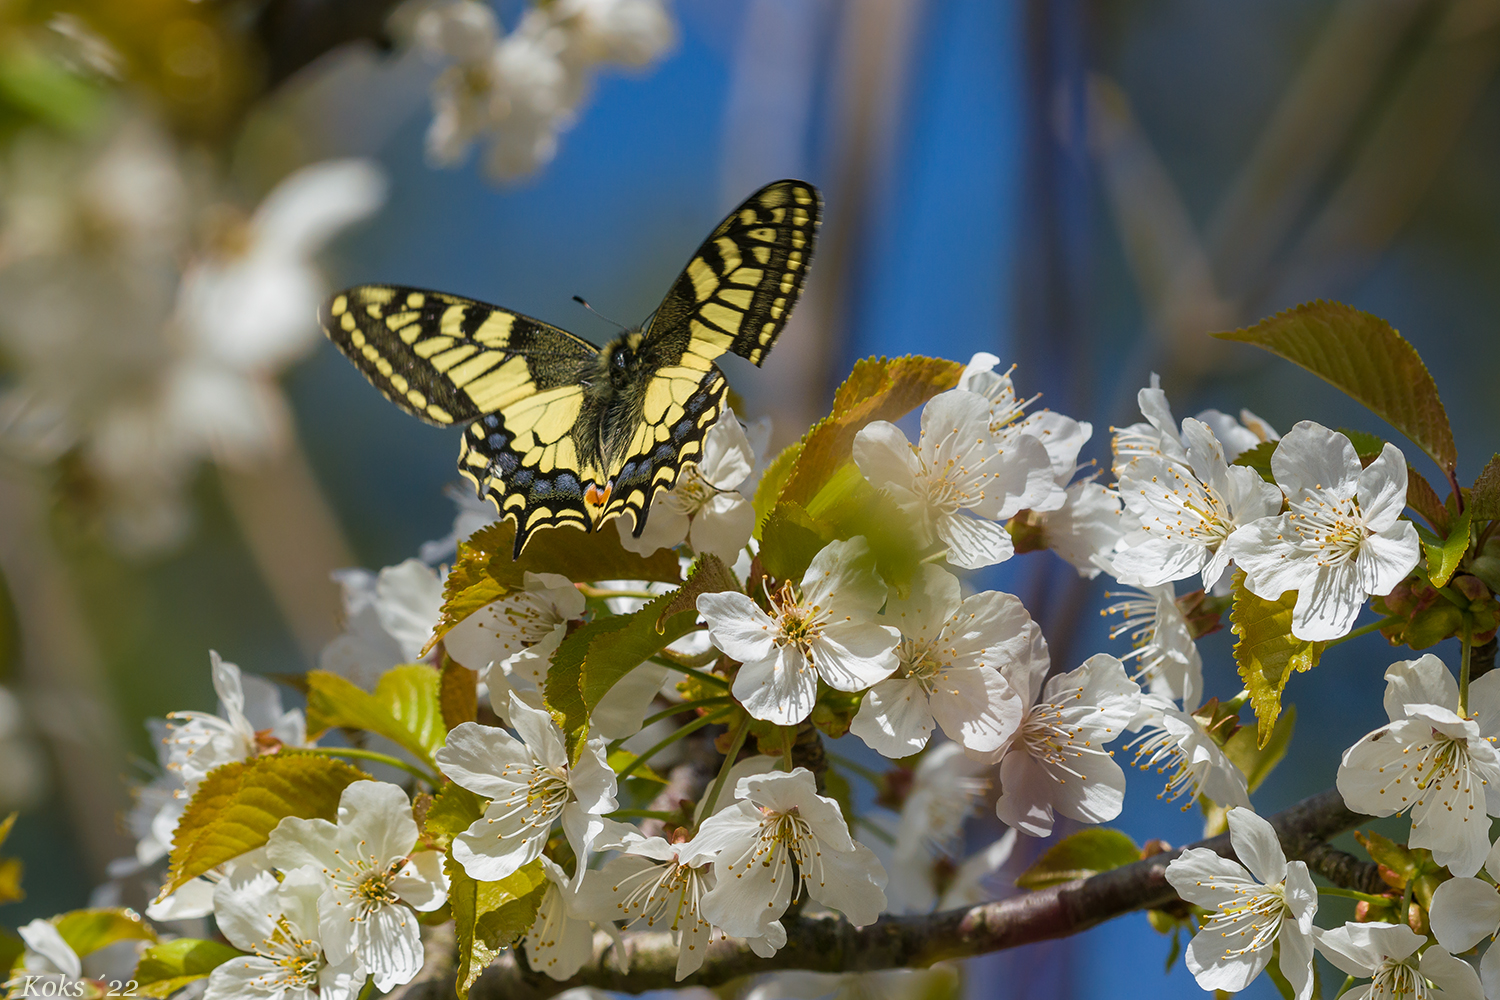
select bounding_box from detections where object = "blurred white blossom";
[0,113,384,551]
[415,0,675,181]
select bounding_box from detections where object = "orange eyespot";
[585,482,612,508]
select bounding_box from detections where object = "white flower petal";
[1430,876,1500,953]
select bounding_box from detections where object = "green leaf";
[0,929,21,977]
[441,659,479,730]
[1015,828,1141,890]
[1222,704,1295,793]
[1407,467,1450,535]
[305,664,445,766]
[424,782,486,852]
[431,521,681,651]
[0,41,103,133]
[1336,428,1388,463]
[764,355,964,514]
[1232,441,1277,483]
[607,749,667,784]
[1229,572,1326,747]
[163,752,368,897]
[1471,455,1500,520]
[759,500,834,582]
[544,616,629,757]
[447,855,546,997]
[1214,302,1457,472]
[1422,509,1472,588]
[53,908,155,957]
[579,557,734,715]
[134,938,243,998]
[753,441,804,531]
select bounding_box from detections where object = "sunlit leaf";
[441,659,479,730]
[607,749,667,784]
[134,938,242,998]
[53,908,155,957]
[424,782,486,850]
[779,355,964,508]
[305,664,445,766]
[544,616,625,759]
[430,521,681,651]
[163,753,368,897]
[447,855,546,997]
[1015,828,1141,890]
[1214,302,1456,472]
[1229,572,1326,747]
[1421,510,1472,589]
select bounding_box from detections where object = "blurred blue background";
[10,0,1500,996]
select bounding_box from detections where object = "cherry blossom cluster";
[413,0,675,181]
[29,345,1496,1000]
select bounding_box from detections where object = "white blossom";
[320,559,443,690]
[1336,654,1500,877]
[1227,421,1420,641]
[435,693,617,886]
[1114,417,1283,591]
[853,389,1054,569]
[443,571,586,721]
[1315,921,1481,1000]
[617,408,759,563]
[893,741,992,859]
[987,653,1140,838]
[693,768,886,938]
[206,866,363,1000]
[1100,581,1203,706]
[1127,694,1251,810]
[12,919,83,991]
[1430,838,1500,996]
[576,833,724,979]
[850,565,1029,758]
[958,352,1092,511]
[266,781,449,991]
[1031,480,1127,579]
[1165,807,1317,999]
[524,857,598,981]
[163,651,308,790]
[1111,375,1277,474]
[698,536,899,726]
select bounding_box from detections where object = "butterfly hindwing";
[321,285,598,427]
[597,364,729,531]
[643,179,821,369]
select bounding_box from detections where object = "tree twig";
[434,788,1374,999]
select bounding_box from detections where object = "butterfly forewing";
[643,179,821,368]
[321,285,598,426]
[591,180,820,528]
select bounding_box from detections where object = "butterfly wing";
[592,180,822,530]
[322,285,609,552]
[322,284,599,424]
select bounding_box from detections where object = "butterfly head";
[603,330,647,389]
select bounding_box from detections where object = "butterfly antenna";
[573,295,628,332]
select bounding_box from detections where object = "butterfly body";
[322,180,819,556]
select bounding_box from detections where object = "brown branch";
[408,787,1376,1000]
